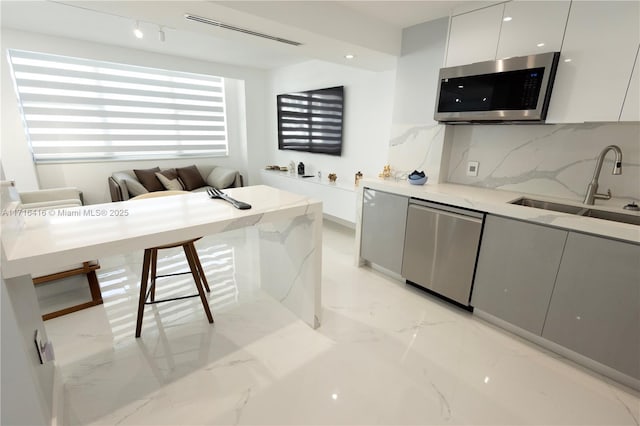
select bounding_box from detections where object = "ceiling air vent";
[184,14,302,46]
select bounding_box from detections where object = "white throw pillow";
[206,167,237,189]
[155,172,184,191]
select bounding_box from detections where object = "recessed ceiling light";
[537,42,545,47]
[564,58,572,62]
[503,16,512,22]
[345,54,355,59]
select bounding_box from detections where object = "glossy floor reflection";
[45,222,639,425]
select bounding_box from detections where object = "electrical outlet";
[466,161,479,177]
[34,330,55,363]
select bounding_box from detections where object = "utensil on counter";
[207,187,252,210]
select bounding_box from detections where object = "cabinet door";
[446,4,505,67]
[496,1,570,60]
[471,215,567,335]
[546,1,640,123]
[542,233,640,379]
[620,46,640,122]
[360,188,408,274]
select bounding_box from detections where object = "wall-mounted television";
[277,85,344,156]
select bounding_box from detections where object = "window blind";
[277,86,344,155]
[7,49,228,162]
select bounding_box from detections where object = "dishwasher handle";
[409,199,484,221]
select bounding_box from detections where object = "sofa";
[18,186,83,209]
[108,164,243,202]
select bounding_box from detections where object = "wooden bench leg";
[37,261,103,321]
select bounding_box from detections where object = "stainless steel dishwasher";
[401,199,484,307]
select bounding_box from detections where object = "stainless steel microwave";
[434,52,560,123]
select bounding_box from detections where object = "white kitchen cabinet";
[546,1,640,123]
[260,170,356,224]
[471,215,567,335]
[496,1,570,60]
[445,4,505,67]
[542,232,640,380]
[620,46,640,122]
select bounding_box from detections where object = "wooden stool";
[33,261,103,321]
[131,191,214,337]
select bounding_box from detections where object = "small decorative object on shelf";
[408,170,428,185]
[328,173,337,182]
[298,162,305,175]
[378,165,392,179]
[289,161,296,174]
[265,165,290,171]
[355,171,363,186]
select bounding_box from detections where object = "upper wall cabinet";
[546,1,640,123]
[620,47,640,122]
[496,1,570,60]
[445,4,505,67]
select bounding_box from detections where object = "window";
[277,86,344,156]
[7,49,228,162]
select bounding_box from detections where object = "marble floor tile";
[44,222,639,425]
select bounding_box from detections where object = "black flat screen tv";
[277,85,344,156]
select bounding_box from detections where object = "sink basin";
[510,197,640,226]
[510,198,586,214]
[581,209,640,226]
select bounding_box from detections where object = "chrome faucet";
[583,145,622,205]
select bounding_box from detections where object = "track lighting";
[133,21,144,39]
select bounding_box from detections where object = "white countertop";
[1,185,322,278]
[261,169,356,192]
[360,178,640,244]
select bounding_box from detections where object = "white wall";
[445,123,640,202]
[1,29,268,204]
[263,60,396,182]
[387,17,449,183]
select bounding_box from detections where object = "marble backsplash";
[387,123,446,182]
[444,122,640,202]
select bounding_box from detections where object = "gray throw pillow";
[206,167,237,189]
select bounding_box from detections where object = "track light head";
[158,26,166,42]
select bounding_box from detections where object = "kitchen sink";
[510,198,586,214]
[581,209,640,226]
[510,197,640,226]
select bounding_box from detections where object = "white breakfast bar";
[1,185,322,425]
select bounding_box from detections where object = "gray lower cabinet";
[360,188,408,274]
[471,215,568,335]
[542,233,640,379]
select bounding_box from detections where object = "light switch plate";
[467,161,479,177]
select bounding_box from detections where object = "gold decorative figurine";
[378,165,391,179]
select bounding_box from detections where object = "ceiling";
[1,1,479,71]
